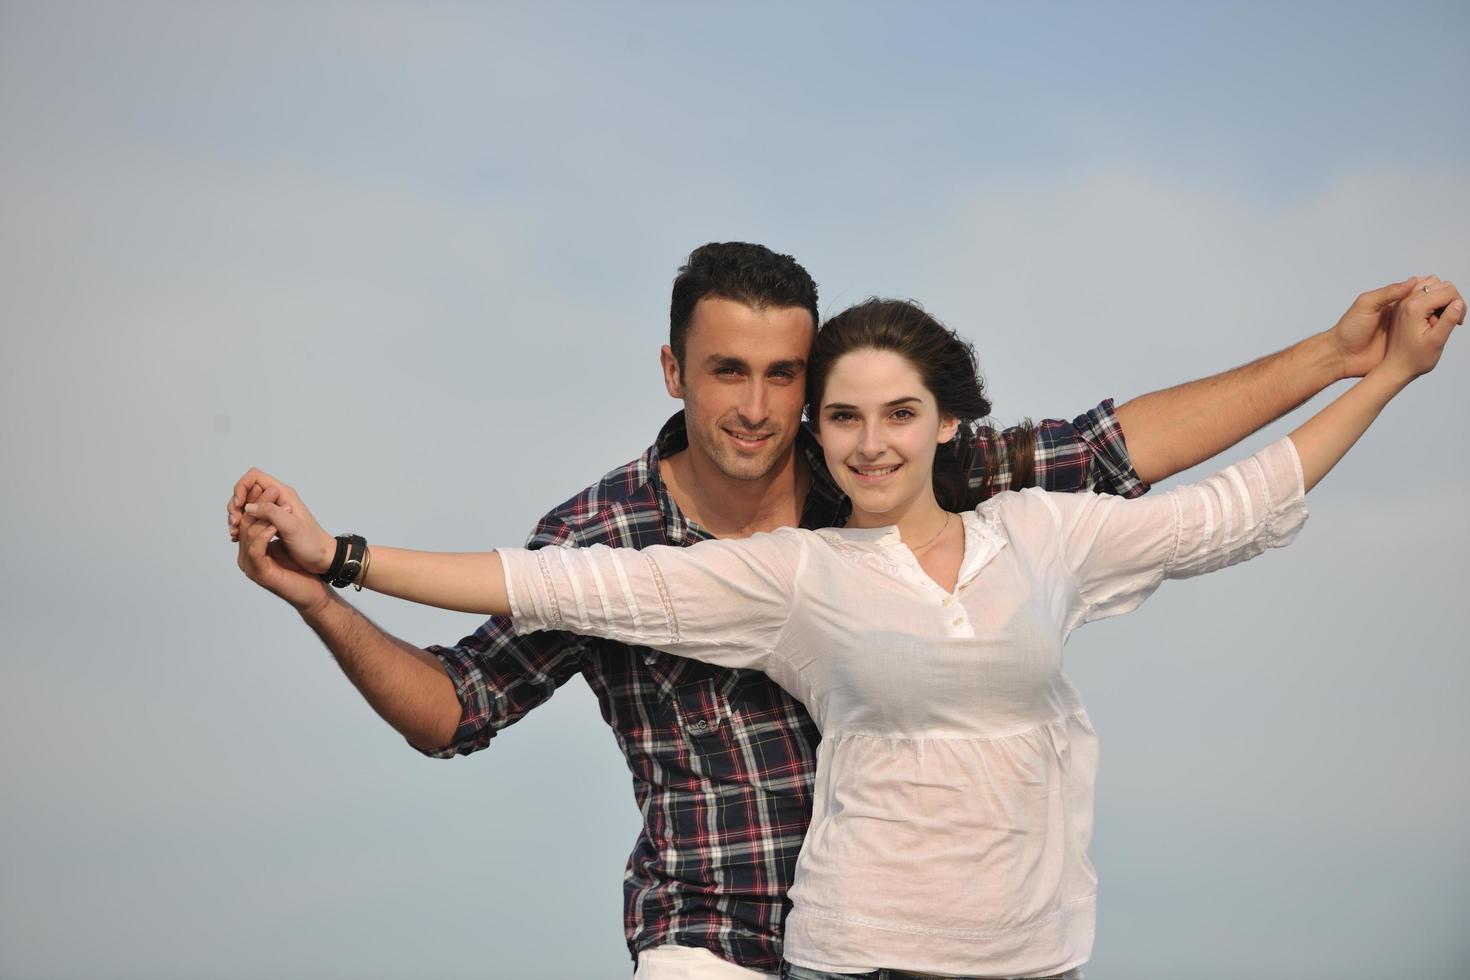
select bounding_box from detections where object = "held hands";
[1330,275,1464,379]
[227,471,509,616]
[227,469,337,614]
[1375,277,1464,384]
[1289,275,1463,494]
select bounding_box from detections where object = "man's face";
[661,296,815,482]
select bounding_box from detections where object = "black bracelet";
[322,533,367,588]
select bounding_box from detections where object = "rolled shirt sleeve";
[1067,397,1151,498]
[499,527,808,674]
[962,399,1151,502]
[419,619,588,758]
[417,516,591,758]
[1024,436,1307,630]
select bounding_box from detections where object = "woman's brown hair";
[806,298,1036,511]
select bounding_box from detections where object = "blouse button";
[951,617,964,626]
[942,596,954,607]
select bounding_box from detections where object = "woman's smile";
[848,461,904,483]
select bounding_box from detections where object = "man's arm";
[231,471,583,755]
[1114,276,1437,484]
[301,593,464,752]
[233,480,463,751]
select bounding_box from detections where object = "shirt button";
[643,653,657,665]
[951,617,964,626]
[942,596,954,607]
[688,719,709,734]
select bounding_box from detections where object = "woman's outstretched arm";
[235,474,803,677]
[1016,279,1461,630]
[237,480,511,616]
[1289,280,1462,492]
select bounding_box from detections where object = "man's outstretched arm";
[232,480,463,752]
[301,593,464,752]
[230,471,588,756]
[1114,276,1452,484]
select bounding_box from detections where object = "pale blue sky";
[2,3,1468,978]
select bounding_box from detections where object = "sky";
[2,2,1468,978]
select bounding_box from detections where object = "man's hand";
[230,469,338,615]
[226,471,463,753]
[1378,278,1464,382]
[1329,276,1436,379]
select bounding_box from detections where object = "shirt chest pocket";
[671,677,730,739]
[652,668,815,789]
[651,675,743,782]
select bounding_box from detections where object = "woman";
[236,291,1456,979]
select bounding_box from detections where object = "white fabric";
[635,944,779,980]
[503,439,1307,977]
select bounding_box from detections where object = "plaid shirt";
[426,401,1148,972]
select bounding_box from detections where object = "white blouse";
[500,438,1308,977]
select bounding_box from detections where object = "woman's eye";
[892,408,915,420]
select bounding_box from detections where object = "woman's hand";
[226,468,510,615]
[1328,275,1423,379]
[1290,275,1462,493]
[229,468,336,575]
[1376,278,1465,384]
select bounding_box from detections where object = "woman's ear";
[938,415,959,445]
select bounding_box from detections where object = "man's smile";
[723,428,776,449]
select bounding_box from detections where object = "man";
[230,243,1455,979]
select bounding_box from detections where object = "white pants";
[634,944,779,980]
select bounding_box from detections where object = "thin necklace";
[909,512,951,552]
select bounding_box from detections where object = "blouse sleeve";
[497,527,807,673]
[1015,436,1308,630]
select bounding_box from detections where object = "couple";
[229,243,1461,979]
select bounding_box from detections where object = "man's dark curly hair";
[668,242,820,374]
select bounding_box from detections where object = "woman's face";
[815,348,958,528]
